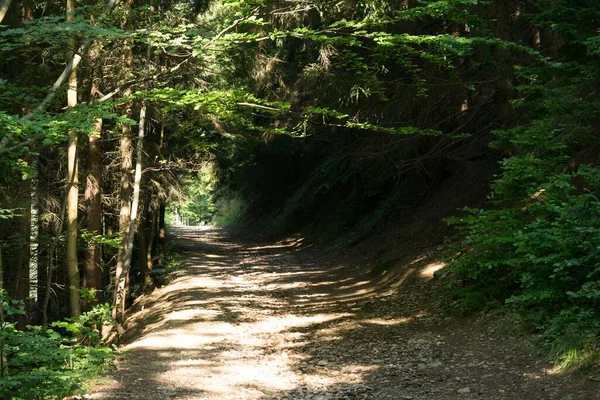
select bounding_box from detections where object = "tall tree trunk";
[112,0,137,322]
[113,102,146,322]
[158,203,166,266]
[0,247,7,381]
[29,158,40,325]
[146,209,157,284]
[42,167,70,327]
[137,212,149,286]
[29,158,39,307]
[0,0,13,24]
[66,0,81,318]
[138,207,155,287]
[112,119,133,321]
[16,189,31,331]
[84,118,103,308]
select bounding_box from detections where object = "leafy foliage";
[0,293,114,399]
[446,0,600,364]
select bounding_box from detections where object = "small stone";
[458,388,471,394]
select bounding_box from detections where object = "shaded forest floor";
[88,226,597,400]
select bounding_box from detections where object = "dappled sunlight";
[93,227,590,400]
[338,280,370,290]
[125,304,365,398]
[360,317,412,326]
[167,308,222,321]
[97,226,412,399]
[248,243,297,251]
[128,328,228,349]
[389,267,416,290]
[419,262,446,279]
[248,313,352,335]
[205,254,226,259]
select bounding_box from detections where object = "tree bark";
[137,213,149,286]
[42,163,71,326]
[29,158,39,307]
[0,247,7,380]
[146,209,157,283]
[158,203,166,266]
[112,118,132,321]
[138,207,155,287]
[16,190,31,331]
[0,0,13,25]
[84,118,103,307]
[66,0,81,318]
[112,0,136,321]
[113,102,146,322]
[0,0,12,24]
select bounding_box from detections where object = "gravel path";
[88,226,596,400]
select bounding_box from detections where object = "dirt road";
[89,226,595,399]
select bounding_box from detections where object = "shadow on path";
[89,227,597,400]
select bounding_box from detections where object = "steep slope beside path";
[89,227,595,400]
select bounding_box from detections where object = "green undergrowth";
[150,250,185,287]
[441,0,600,372]
[250,164,426,248]
[444,168,600,370]
[214,195,248,227]
[0,292,116,399]
[444,164,600,371]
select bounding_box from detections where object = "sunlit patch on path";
[89,227,595,400]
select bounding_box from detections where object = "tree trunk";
[16,190,31,331]
[84,118,103,308]
[158,203,166,266]
[138,212,149,286]
[112,0,136,320]
[113,102,147,322]
[146,209,157,284]
[0,247,7,380]
[66,0,81,319]
[0,0,13,24]
[41,171,70,327]
[138,207,155,287]
[112,120,133,321]
[29,158,39,308]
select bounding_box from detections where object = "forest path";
[89,226,593,400]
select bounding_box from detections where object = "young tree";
[113,102,146,322]
[66,0,81,318]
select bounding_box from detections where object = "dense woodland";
[0,0,599,397]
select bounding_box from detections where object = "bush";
[445,0,600,366]
[0,293,114,399]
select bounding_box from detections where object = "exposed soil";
[87,226,597,400]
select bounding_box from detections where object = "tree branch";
[0,0,121,153]
[236,102,280,111]
[0,4,259,154]
[96,9,260,103]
